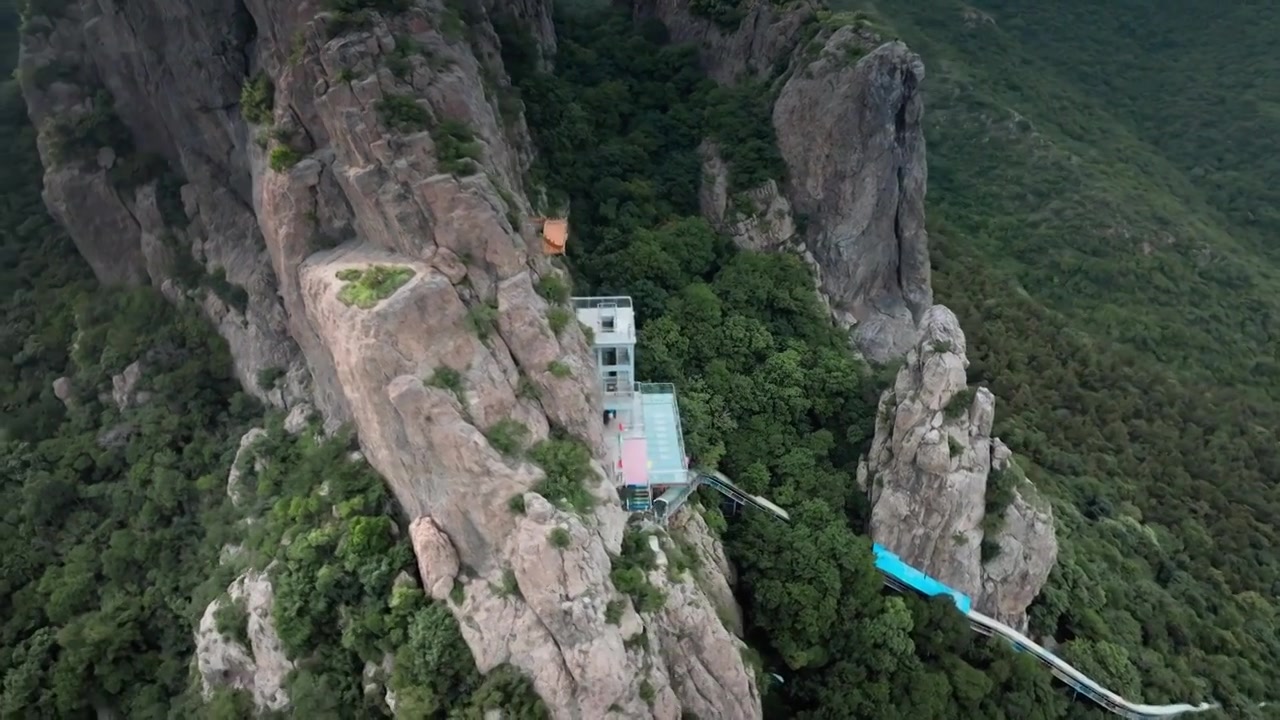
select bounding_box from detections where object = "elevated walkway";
[964,610,1215,719]
[690,468,791,522]
[870,544,1220,719]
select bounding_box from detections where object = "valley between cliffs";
[14,0,1058,715]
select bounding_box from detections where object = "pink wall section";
[621,437,649,486]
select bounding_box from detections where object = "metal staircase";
[625,486,652,513]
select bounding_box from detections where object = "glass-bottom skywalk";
[612,383,687,488]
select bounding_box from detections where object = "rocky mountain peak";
[773,31,932,362]
[669,7,932,361]
[638,0,1054,627]
[858,306,1057,629]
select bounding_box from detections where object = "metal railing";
[603,378,635,395]
[571,296,633,309]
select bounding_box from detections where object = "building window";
[602,347,618,366]
[617,348,631,365]
[601,314,615,332]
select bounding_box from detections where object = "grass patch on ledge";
[610,528,666,613]
[335,265,415,309]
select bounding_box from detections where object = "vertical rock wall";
[858,306,1057,629]
[18,1,761,716]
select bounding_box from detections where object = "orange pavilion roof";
[541,218,568,255]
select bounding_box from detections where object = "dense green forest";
[4,0,1278,717]
[510,4,1176,718]
[513,0,1280,717]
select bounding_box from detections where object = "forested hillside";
[3,0,1278,717]
[507,4,1251,717]
[856,0,1280,712]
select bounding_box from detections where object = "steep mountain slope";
[846,0,1280,712]
[10,1,758,717]
[7,0,1276,717]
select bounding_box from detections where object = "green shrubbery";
[43,89,132,166]
[269,145,302,171]
[610,529,666,613]
[426,365,466,402]
[486,418,529,456]
[335,265,414,308]
[536,274,571,304]
[527,435,595,513]
[431,119,483,175]
[547,306,573,335]
[376,93,431,132]
[239,73,274,125]
[213,594,250,647]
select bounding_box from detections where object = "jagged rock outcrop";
[639,4,931,361]
[698,140,797,254]
[362,652,399,715]
[699,140,838,322]
[18,0,308,410]
[195,567,295,712]
[857,306,1057,629]
[449,494,760,720]
[411,515,461,601]
[51,376,75,408]
[19,1,757,716]
[226,427,268,507]
[627,0,819,84]
[774,32,932,362]
[667,506,742,635]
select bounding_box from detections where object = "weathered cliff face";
[20,1,757,716]
[425,496,760,720]
[18,0,308,410]
[627,0,818,84]
[774,31,933,362]
[857,306,1057,629]
[195,566,295,712]
[647,4,931,362]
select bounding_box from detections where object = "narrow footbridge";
[683,467,1229,718]
[874,543,1220,719]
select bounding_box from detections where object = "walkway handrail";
[690,468,791,522]
[964,609,1216,718]
[871,561,1221,718]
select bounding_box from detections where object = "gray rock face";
[226,427,268,507]
[19,1,758,716]
[52,376,75,408]
[110,361,148,411]
[627,0,818,84]
[640,5,932,362]
[195,567,295,712]
[18,0,308,410]
[449,494,761,720]
[858,306,1057,629]
[774,32,933,362]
